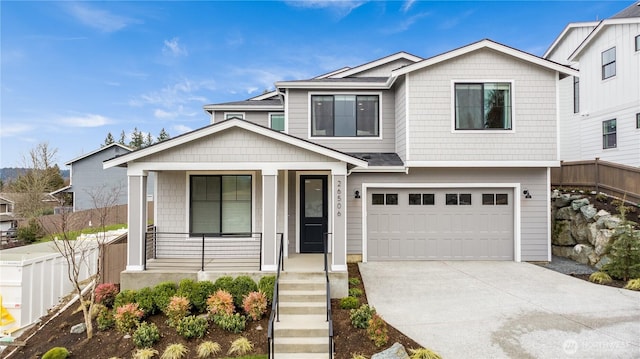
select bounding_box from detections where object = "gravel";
[535,255,596,275]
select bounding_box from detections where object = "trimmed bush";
[230,276,258,308]
[207,289,235,316]
[212,313,246,333]
[195,281,217,313]
[340,296,359,309]
[589,271,613,285]
[175,315,208,339]
[42,347,70,359]
[135,287,158,316]
[94,283,119,307]
[213,276,234,293]
[350,304,376,329]
[258,275,276,304]
[113,289,137,309]
[153,281,177,313]
[165,296,191,327]
[114,303,144,334]
[625,278,640,291]
[366,313,388,347]
[242,291,267,320]
[348,277,361,286]
[96,306,115,331]
[176,279,199,311]
[133,322,160,348]
[349,288,363,298]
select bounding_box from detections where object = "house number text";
[336,179,342,216]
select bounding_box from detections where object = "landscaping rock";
[554,193,572,208]
[552,245,574,258]
[592,228,614,256]
[571,244,595,265]
[593,209,611,222]
[552,221,575,246]
[597,215,621,230]
[70,323,86,334]
[555,206,576,220]
[580,205,598,220]
[372,342,410,359]
[570,214,591,245]
[571,198,590,211]
[595,256,611,270]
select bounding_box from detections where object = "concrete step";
[275,353,331,359]
[279,280,325,291]
[279,301,326,315]
[274,336,330,353]
[280,271,326,280]
[280,289,326,302]
[274,315,328,337]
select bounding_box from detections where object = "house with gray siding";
[105,39,576,295]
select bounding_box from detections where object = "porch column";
[126,171,148,271]
[261,169,278,271]
[332,168,347,271]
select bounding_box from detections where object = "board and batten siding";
[557,76,583,162]
[286,89,397,153]
[394,76,407,162]
[546,25,598,65]
[406,48,559,162]
[346,167,549,261]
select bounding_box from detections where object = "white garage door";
[367,188,514,260]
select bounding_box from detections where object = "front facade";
[545,2,640,166]
[106,39,576,293]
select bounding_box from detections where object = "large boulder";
[593,209,611,222]
[555,206,576,220]
[595,256,611,270]
[372,342,410,359]
[554,193,572,208]
[570,214,591,244]
[552,245,574,258]
[571,198,590,211]
[580,205,598,220]
[592,228,615,256]
[570,244,597,265]
[596,215,621,230]
[552,221,575,246]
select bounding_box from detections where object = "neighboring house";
[0,195,16,234]
[544,1,640,166]
[0,192,57,222]
[105,39,577,295]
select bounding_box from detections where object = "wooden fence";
[551,158,640,204]
[100,234,127,285]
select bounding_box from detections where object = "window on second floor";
[636,35,640,52]
[601,47,616,80]
[311,95,379,137]
[636,113,640,129]
[573,76,580,113]
[454,82,512,130]
[225,112,245,120]
[602,119,616,149]
[269,113,285,131]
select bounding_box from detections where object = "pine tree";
[129,127,144,149]
[603,205,640,281]
[144,132,153,148]
[103,132,115,147]
[118,130,127,145]
[157,128,170,142]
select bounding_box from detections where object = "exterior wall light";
[523,189,532,199]
[354,190,361,199]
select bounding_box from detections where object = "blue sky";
[0,0,631,168]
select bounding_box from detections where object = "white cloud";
[172,124,193,134]
[64,3,139,33]
[0,123,34,137]
[59,114,113,127]
[129,79,215,108]
[285,0,368,18]
[153,106,198,119]
[440,10,474,30]
[163,37,188,57]
[381,12,431,34]
[401,0,416,13]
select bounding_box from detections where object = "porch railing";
[324,232,334,359]
[144,228,262,271]
[267,233,285,359]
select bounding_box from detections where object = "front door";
[300,175,328,253]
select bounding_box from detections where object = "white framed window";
[269,113,285,131]
[310,94,379,137]
[454,82,512,130]
[190,175,252,234]
[602,119,616,149]
[224,112,245,120]
[601,47,616,80]
[636,113,639,129]
[635,35,640,52]
[573,76,580,114]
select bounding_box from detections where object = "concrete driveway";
[359,261,640,358]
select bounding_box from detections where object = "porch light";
[523,189,532,199]
[354,189,361,199]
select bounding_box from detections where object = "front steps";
[273,272,331,359]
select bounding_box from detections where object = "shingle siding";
[394,77,407,161]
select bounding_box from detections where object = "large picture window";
[455,83,512,130]
[602,119,616,149]
[311,95,379,137]
[602,47,616,80]
[190,175,252,235]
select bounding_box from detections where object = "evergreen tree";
[144,132,153,148]
[129,127,144,149]
[157,128,170,142]
[603,205,640,281]
[118,130,127,145]
[103,132,115,147]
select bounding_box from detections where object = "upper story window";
[602,119,616,149]
[454,83,512,130]
[311,95,379,137]
[225,113,245,120]
[635,35,640,52]
[573,76,580,114]
[270,113,285,131]
[636,113,640,129]
[601,47,616,80]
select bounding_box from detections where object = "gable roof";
[568,16,640,61]
[275,76,391,89]
[543,21,600,59]
[392,39,578,77]
[247,90,281,101]
[65,143,132,166]
[203,99,283,112]
[314,67,352,79]
[327,51,423,78]
[611,1,640,19]
[103,118,368,169]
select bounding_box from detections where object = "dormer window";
[601,47,616,80]
[311,95,379,137]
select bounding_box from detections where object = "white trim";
[295,171,332,254]
[329,52,423,78]
[307,91,383,140]
[223,112,245,120]
[543,21,600,59]
[65,143,132,166]
[268,112,286,132]
[283,170,289,258]
[314,67,351,79]
[331,264,348,272]
[261,264,277,272]
[405,73,411,161]
[206,105,282,112]
[261,171,278,270]
[349,166,407,173]
[405,161,561,167]
[275,80,390,89]
[546,167,552,262]
[392,39,578,78]
[361,182,522,263]
[128,161,352,172]
[555,75,561,160]
[450,80,516,133]
[126,265,145,271]
[284,89,289,134]
[248,90,280,101]
[568,18,640,61]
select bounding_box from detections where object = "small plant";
[113,289,137,309]
[366,313,388,347]
[625,278,640,291]
[196,341,221,358]
[95,283,119,307]
[350,304,376,329]
[161,343,188,359]
[207,289,235,316]
[340,296,359,309]
[603,205,640,281]
[351,354,368,359]
[409,347,443,359]
[230,276,258,308]
[133,322,161,348]
[595,192,608,202]
[227,337,254,356]
[213,313,246,333]
[213,276,234,293]
[348,277,361,286]
[589,271,613,284]
[114,302,144,334]
[42,347,70,359]
[135,287,158,316]
[175,315,208,339]
[258,275,276,304]
[132,348,159,359]
[96,306,115,331]
[153,281,177,313]
[242,291,267,320]
[165,296,191,327]
[349,288,363,298]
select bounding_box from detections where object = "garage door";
[367,188,513,260]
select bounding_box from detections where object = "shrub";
[42,347,70,359]
[207,290,235,316]
[230,276,258,308]
[625,278,640,291]
[135,287,158,316]
[603,206,640,281]
[212,313,246,333]
[227,337,253,356]
[196,341,221,358]
[350,304,376,329]
[133,322,160,348]
[349,288,363,298]
[351,354,368,359]
[114,303,144,334]
[153,282,177,313]
[17,219,41,244]
[96,306,115,331]
[161,343,188,359]
[113,289,137,309]
[196,281,217,313]
[242,291,267,320]
[340,296,359,309]
[258,275,276,304]
[95,283,119,307]
[366,314,388,348]
[348,277,361,286]
[213,276,234,293]
[175,315,208,339]
[408,347,443,359]
[165,296,191,327]
[595,192,608,202]
[589,271,613,285]
[132,348,159,359]
[176,279,199,311]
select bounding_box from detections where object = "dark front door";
[300,175,328,253]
